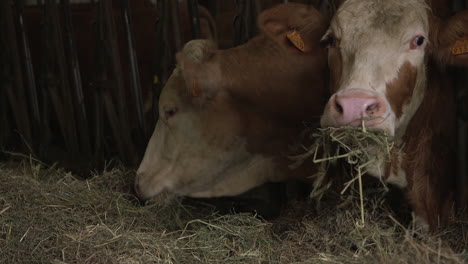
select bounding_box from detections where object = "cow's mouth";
[146,190,178,204]
[311,126,394,169]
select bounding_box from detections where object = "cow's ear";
[258,3,329,53]
[198,5,217,41]
[176,39,219,101]
[430,10,468,66]
[180,4,217,42]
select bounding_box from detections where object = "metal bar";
[15,0,41,141]
[37,0,55,155]
[0,2,10,148]
[234,0,259,45]
[0,92,7,149]
[45,0,79,155]
[92,0,107,161]
[121,0,147,143]
[92,81,104,160]
[202,0,217,17]
[457,116,467,210]
[103,90,128,162]
[251,0,262,37]
[234,0,247,46]
[318,0,337,17]
[61,0,91,156]
[40,0,70,151]
[160,0,173,85]
[453,0,467,215]
[102,0,137,164]
[168,0,183,51]
[4,0,33,146]
[151,0,167,124]
[187,0,200,39]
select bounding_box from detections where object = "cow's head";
[320,0,468,138]
[135,3,329,201]
[135,40,262,200]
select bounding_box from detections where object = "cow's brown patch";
[385,62,418,118]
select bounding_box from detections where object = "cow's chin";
[146,190,178,204]
[139,153,275,202]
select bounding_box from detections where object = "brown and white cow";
[134,3,328,201]
[319,0,468,228]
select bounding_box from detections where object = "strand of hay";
[0,161,274,263]
[0,160,466,263]
[292,126,394,226]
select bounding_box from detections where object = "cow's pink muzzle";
[326,91,389,129]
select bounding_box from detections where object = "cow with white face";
[320,0,468,228]
[135,4,328,203]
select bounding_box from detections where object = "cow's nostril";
[335,100,344,114]
[366,103,379,112]
[365,103,380,116]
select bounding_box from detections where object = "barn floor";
[0,160,467,264]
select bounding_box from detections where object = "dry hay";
[291,126,394,226]
[0,159,467,264]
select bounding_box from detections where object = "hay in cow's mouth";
[291,126,394,226]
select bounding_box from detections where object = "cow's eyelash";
[321,33,338,48]
[410,35,426,49]
[163,107,178,120]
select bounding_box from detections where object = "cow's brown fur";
[180,3,329,156]
[182,4,330,177]
[385,62,418,119]
[136,3,328,200]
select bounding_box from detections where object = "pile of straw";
[0,158,466,263]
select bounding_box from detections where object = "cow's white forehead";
[328,0,431,91]
[332,0,429,43]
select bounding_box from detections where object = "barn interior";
[0,0,467,263]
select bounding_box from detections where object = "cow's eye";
[410,36,425,49]
[321,33,337,48]
[163,107,178,120]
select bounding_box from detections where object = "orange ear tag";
[287,30,306,52]
[451,38,468,55]
[192,78,202,97]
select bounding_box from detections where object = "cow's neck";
[218,35,327,123]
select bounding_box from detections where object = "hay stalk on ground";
[0,158,466,263]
